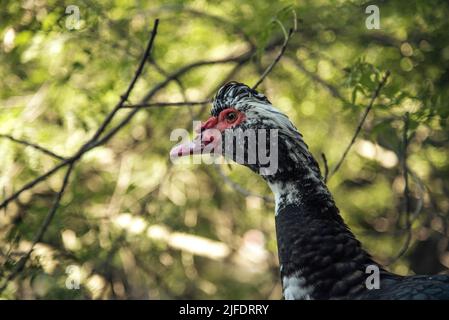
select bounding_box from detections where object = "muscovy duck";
[170,81,449,300]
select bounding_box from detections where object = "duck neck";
[266,165,376,300]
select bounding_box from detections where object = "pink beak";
[170,116,221,158]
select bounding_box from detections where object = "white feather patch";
[283,272,313,300]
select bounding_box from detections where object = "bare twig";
[286,56,348,104]
[252,28,294,90]
[328,70,390,179]
[123,50,254,112]
[321,153,329,183]
[214,164,274,202]
[123,100,212,109]
[196,58,252,117]
[402,112,410,220]
[181,8,256,50]
[0,133,66,161]
[142,53,254,102]
[123,24,290,110]
[408,169,424,225]
[81,20,160,150]
[410,167,447,235]
[252,8,298,90]
[0,160,72,210]
[388,112,413,265]
[150,6,256,51]
[149,59,188,101]
[0,163,74,292]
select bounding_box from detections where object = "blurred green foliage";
[0,0,449,299]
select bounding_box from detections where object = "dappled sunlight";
[355,139,398,168]
[146,224,231,261]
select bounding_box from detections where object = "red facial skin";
[169,108,246,158]
[200,108,246,133]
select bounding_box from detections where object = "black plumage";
[276,203,449,299]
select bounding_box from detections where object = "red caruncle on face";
[170,108,246,158]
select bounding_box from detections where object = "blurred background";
[1,0,449,299]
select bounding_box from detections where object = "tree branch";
[122,100,212,109]
[321,153,329,183]
[388,112,413,265]
[214,164,274,202]
[286,56,348,104]
[0,20,160,211]
[79,19,160,151]
[252,28,295,90]
[0,162,74,292]
[0,133,66,161]
[328,70,390,179]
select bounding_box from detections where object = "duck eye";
[225,112,237,123]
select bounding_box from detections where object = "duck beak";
[170,116,221,158]
[169,137,203,158]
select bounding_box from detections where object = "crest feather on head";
[212,81,270,116]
